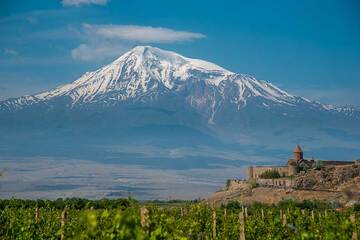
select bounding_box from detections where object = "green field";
[0,199,359,239]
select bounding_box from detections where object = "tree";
[259,170,281,179]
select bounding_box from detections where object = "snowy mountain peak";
[3,45,358,123]
[33,46,241,104]
[121,45,230,73]
[0,46,301,113]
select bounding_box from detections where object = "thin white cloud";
[71,43,130,61]
[62,0,109,7]
[3,49,19,56]
[71,24,205,61]
[83,24,205,43]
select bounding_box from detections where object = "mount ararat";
[0,46,359,162]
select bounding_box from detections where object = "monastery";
[247,145,356,187]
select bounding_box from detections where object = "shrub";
[225,200,242,210]
[354,203,360,212]
[259,170,281,179]
[226,179,231,188]
[248,179,259,189]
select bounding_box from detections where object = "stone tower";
[247,166,254,179]
[293,145,303,161]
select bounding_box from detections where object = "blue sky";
[0,0,359,105]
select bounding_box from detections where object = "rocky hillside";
[206,162,360,206]
[294,163,360,191]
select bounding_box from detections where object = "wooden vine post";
[261,208,264,219]
[245,207,248,218]
[224,208,227,232]
[311,210,315,221]
[239,211,246,240]
[350,214,358,240]
[212,209,216,240]
[60,208,67,240]
[140,206,149,233]
[35,207,39,222]
[282,213,287,227]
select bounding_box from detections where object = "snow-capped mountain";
[0,46,359,129]
[0,46,359,162]
[1,46,291,104]
[3,46,358,125]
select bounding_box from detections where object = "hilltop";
[206,147,360,206]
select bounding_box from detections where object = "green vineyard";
[0,199,359,240]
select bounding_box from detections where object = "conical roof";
[293,145,303,153]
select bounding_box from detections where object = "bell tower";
[293,145,303,161]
